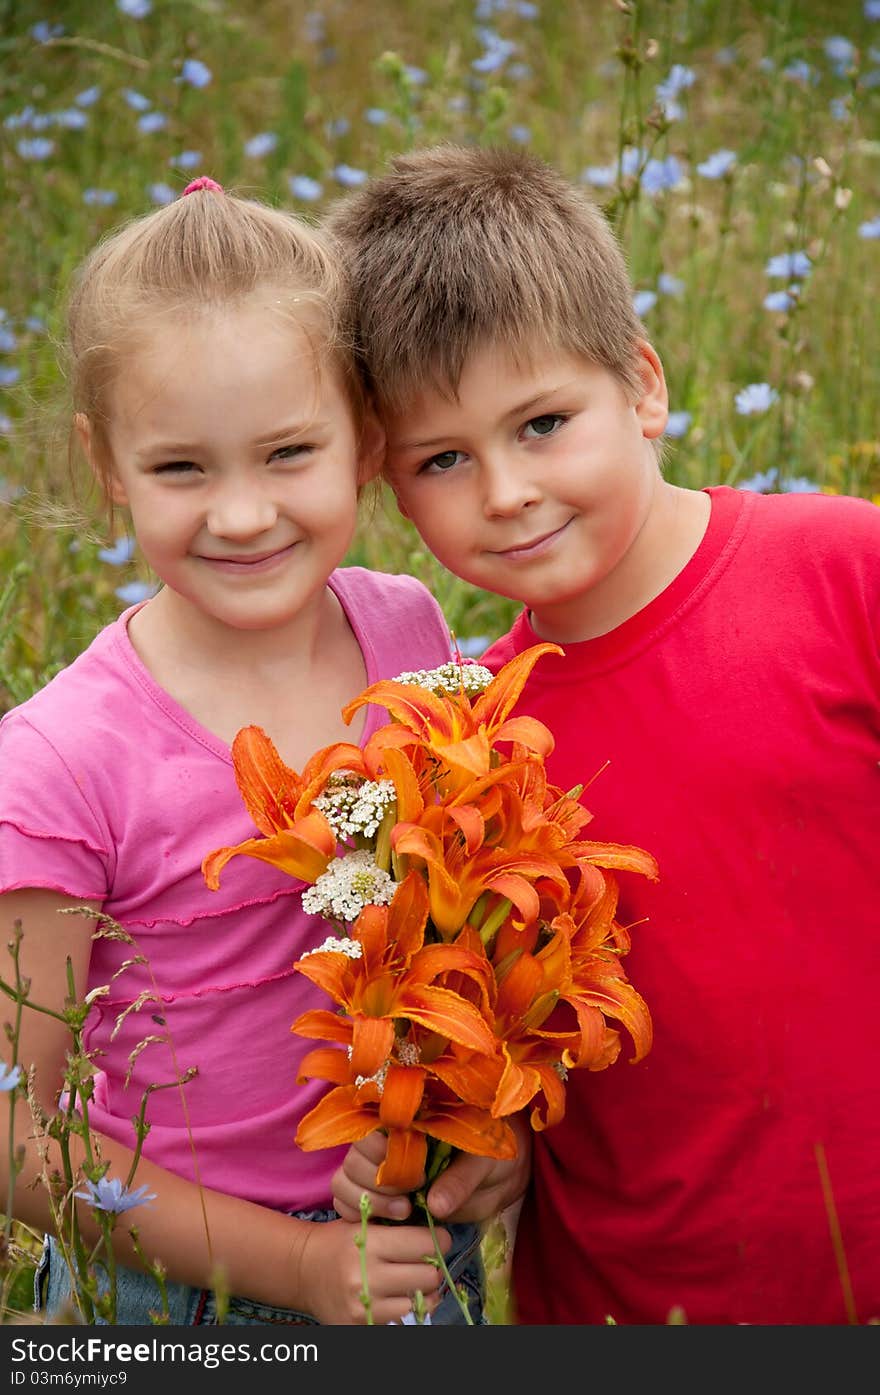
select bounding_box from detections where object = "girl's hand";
[294,1214,451,1325]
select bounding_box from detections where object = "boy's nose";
[206,479,278,538]
[481,456,541,518]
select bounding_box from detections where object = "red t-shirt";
[482,486,880,1325]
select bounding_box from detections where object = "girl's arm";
[1,889,450,1324]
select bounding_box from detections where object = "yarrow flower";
[735,383,778,415]
[391,660,494,696]
[74,1177,156,1213]
[314,773,396,841]
[301,935,363,960]
[301,850,396,922]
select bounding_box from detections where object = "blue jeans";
[34,1209,484,1326]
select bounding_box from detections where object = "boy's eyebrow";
[392,388,565,451]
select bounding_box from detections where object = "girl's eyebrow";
[134,420,327,458]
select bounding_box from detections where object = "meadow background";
[0,0,879,1323]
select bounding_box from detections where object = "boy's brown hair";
[324,144,645,415]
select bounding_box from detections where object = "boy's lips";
[489,519,573,561]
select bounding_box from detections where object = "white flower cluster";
[351,1037,421,1097]
[301,849,396,923]
[392,660,494,697]
[313,771,396,841]
[300,934,363,960]
[355,1061,389,1094]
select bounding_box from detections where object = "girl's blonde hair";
[64,184,367,500]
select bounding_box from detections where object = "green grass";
[1,0,879,1323]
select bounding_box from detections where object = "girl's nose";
[206,479,278,538]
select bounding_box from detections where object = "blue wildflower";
[764,251,812,279]
[99,536,137,566]
[738,468,778,492]
[25,316,45,333]
[75,86,102,107]
[830,97,851,121]
[0,328,18,353]
[169,150,202,170]
[517,2,539,16]
[783,59,814,83]
[867,0,880,17]
[148,182,175,205]
[763,290,794,312]
[658,273,684,296]
[288,175,323,201]
[456,636,490,658]
[83,189,118,207]
[858,217,880,239]
[137,111,167,134]
[664,411,692,439]
[364,107,389,125]
[117,0,152,16]
[0,1063,21,1091]
[333,164,368,187]
[735,383,778,415]
[633,290,657,317]
[508,62,533,81]
[824,36,856,70]
[55,109,89,130]
[4,107,35,131]
[116,582,159,606]
[715,46,737,66]
[179,59,212,88]
[780,477,821,494]
[404,66,428,85]
[696,149,737,179]
[508,124,531,144]
[74,1176,157,1213]
[581,165,615,188]
[641,156,683,195]
[656,64,696,104]
[31,22,64,42]
[123,90,152,112]
[244,132,278,158]
[17,138,54,160]
[325,117,350,138]
[0,367,20,387]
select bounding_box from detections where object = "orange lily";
[341,643,564,785]
[292,872,495,1078]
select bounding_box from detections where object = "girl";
[0,178,483,1326]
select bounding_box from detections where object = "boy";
[325,147,880,1325]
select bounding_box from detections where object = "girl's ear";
[356,408,386,487]
[75,413,128,505]
[633,341,669,440]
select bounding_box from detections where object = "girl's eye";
[271,444,312,463]
[523,413,565,439]
[422,449,464,474]
[154,461,197,475]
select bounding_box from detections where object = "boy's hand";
[295,1214,451,1325]
[332,1117,533,1225]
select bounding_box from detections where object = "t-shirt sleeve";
[0,712,110,900]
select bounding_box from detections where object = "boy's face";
[383,341,671,643]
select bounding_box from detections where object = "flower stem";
[413,1190,474,1326]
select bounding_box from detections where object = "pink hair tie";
[182,177,224,196]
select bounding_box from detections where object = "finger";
[426,1152,495,1219]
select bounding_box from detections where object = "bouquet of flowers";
[202,644,656,1195]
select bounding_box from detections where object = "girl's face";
[86,301,380,636]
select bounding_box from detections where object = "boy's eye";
[422,449,464,474]
[523,413,565,439]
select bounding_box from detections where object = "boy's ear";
[633,341,669,440]
[75,413,128,505]
[356,408,386,486]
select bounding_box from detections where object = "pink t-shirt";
[0,568,452,1212]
